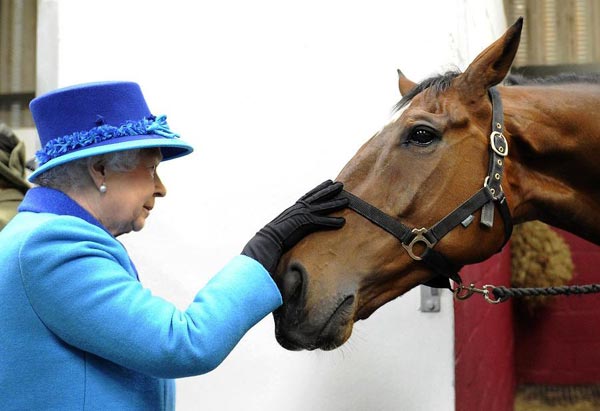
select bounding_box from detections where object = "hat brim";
[28,134,193,182]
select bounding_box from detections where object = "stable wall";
[515,231,600,385]
[36,1,506,409]
[455,249,516,411]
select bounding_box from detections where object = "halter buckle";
[490,131,508,157]
[402,227,435,261]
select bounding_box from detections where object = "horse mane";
[503,72,600,85]
[394,70,461,112]
[393,70,600,113]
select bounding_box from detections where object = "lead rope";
[453,282,600,304]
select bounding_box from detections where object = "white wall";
[37,1,506,410]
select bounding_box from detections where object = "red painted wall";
[515,231,600,385]
[455,231,600,411]
[454,248,515,411]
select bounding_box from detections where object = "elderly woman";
[0,82,347,410]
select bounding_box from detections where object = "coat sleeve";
[18,216,282,378]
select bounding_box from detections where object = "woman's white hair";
[33,149,142,191]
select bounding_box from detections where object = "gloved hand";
[242,180,348,274]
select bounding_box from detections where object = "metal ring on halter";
[483,176,504,200]
[402,227,435,261]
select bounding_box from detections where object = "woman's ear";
[88,159,106,190]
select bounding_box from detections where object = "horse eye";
[407,128,437,146]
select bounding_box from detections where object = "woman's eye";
[407,128,436,146]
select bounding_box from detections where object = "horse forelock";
[393,70,462,113]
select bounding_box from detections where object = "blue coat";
[0,187,282,410]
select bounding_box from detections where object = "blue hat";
[28,81,193,182]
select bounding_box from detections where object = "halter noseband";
[337,87,513,288]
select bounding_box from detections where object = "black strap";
[427,187,494,243]
[421,248,462,285]
[497,196,513,243]
[341,189,462,288]
[340,190,413,244]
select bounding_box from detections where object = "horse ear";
[458,17,523,96]
[397,69,417,96]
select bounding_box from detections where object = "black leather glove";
[242,180,348,274]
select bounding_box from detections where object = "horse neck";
[501,83,600,244]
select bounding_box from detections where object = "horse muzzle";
[273,262,357,351]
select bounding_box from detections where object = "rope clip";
[453,282,508,304]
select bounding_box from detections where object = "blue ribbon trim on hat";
[36,114,179,166]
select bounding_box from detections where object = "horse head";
[273,19,523,351]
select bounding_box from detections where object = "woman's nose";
[155,174,167,197]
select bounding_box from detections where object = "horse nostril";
[281,262,307,305]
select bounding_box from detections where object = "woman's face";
[99,149,166,236]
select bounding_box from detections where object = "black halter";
[337,87,513,288]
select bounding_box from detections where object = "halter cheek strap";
[337,87,513,288]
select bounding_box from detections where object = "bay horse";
[273,17,600,351]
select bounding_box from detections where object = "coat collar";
[19,186,140,280]
[19,186,108,234]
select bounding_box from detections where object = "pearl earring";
[99,183,107,194]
